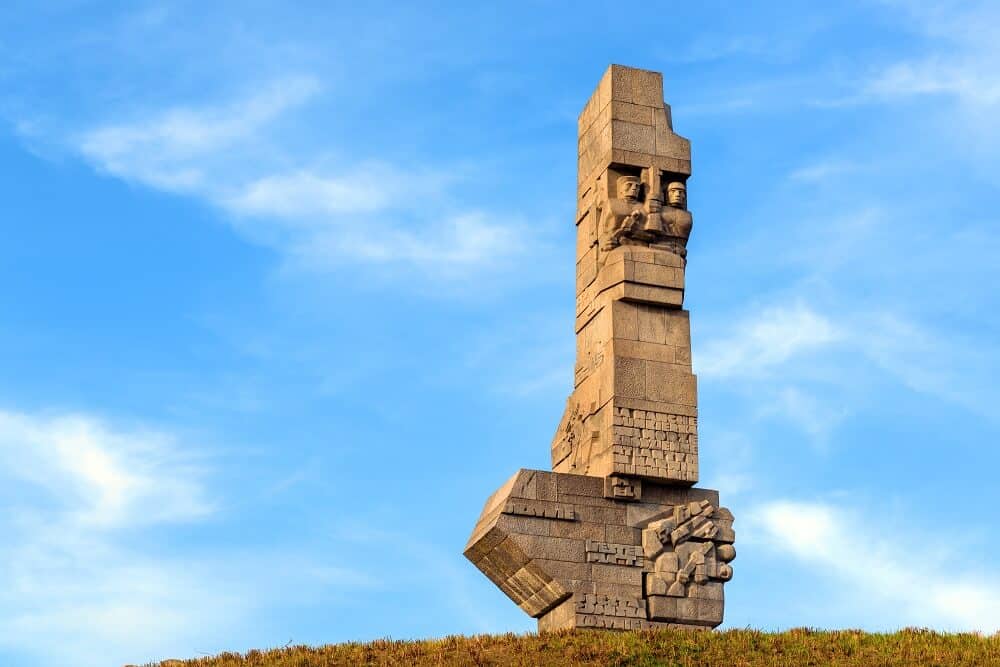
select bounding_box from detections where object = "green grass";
[146,628,1000,666]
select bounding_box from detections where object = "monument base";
[464,469,735,631]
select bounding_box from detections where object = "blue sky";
[2,1,999,665]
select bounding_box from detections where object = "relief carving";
[585,540,644,567]
[600,175,646,251]
[503,500,577,521]
[552,400,600,474]
[656,181,693,259]
[604,474,642,501]
[575,594,646,619]
[642,500,736,625]
[598,173,693,259]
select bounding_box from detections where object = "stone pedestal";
[465,64,736,631]
[465,470,734,630]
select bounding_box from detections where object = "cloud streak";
[0,407,383,666]
[749,499,1000,632]
[65,74,535,278]
[0,409,211,528]
[697,303,842,380]
[78,76,322,192]
[0,408,223,665]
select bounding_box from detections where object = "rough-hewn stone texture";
[466,64,736,631]
[465,470,734,630]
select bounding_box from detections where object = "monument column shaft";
[552,65,698,487]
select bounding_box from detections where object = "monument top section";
[576,65,691,223]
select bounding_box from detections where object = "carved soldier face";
[618,177,641,200]
[666,182,687,209]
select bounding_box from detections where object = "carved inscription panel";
[575,594,646,619]
[503,500,577,521]
[585,540,644,567]
[612,407,698,482]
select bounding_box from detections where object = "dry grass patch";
[144,628,1000,667]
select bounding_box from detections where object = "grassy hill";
[146,628,999,666]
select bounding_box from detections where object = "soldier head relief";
[617,175,641,203]
[666,181,686,210]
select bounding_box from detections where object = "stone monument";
[465,65,736,631]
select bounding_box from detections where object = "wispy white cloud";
[697,303,842,379]
[78,76,322,192]
[225,167,390,219]
[788,159,864,184]
[0,408,222,664]
[0,407,382,666]
[696,294,1000,444]
[754,386,848,442]
[867,57,1000,107]
[856,2,1000,123]
[748,499,1000,632]
[859,312,999,417]
[0,409,211,528]
[285,211,526,275]
[62,75,534,278]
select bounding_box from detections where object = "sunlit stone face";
[667,182,686,208]
[619,177,640,200]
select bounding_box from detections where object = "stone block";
[644,362,698,407]
[555,472,603,498]
[591,563,643,586]
[570,503,627,525]
[597,64,664,108]
[614,356,646,398]
[655,125,691,160]
[691,582,724,601]
[550,519,605,540]
[611,120,655,155]
[637,304,668,344]
[653,250,684,267]
[647,595,678,620]
[631,261,684,290]
[536,471,559,501]
[697,599,724,625]
[517,534,586,563]
[576,250,598,295]
[620,282,684,308]
[611,300,639,341]
[499,514,552,537]
[604,475,641,502]
[614,338,683,366]
[663,310,692,348]
[533,558,593,582]
[538,596,576,633]
[610,100,654,126]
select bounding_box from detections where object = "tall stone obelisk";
[465,65,736,631]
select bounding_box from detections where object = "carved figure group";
[600,174,692,258]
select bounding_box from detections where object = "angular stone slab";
[465,469,735,630]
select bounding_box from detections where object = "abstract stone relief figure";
[599,174,692,260]
[601,175,647,251]
[658,181,693,258]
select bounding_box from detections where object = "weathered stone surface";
[465,469,735,629]
[466,65,736,632]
